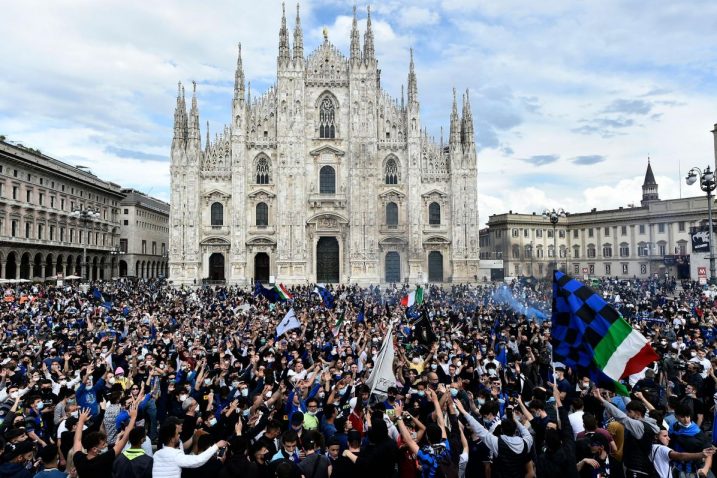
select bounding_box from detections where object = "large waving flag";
[276,308,301,337]
[274,284,292,301]
[254,281,280,303]
[413,306,437,345]
[331,309,346,337]
[314,285,335,309]
[400,286,424,307]
[551,271,659,395]
[366,324,397,399]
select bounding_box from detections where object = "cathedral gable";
[306,41,349,87]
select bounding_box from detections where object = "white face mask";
[204,378,211,386]
[208,417,218,427]
[241,388,249,397]
[9,392,19,400]
[108,378,116,384]
[179,394,188,402]
[195,404,201,413]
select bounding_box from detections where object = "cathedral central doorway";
[385,252,401,283]
[428,251,443,282]
[254,253,270,283]
[316,237,339,283]
[208,253,225,281]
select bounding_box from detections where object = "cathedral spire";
[188,81,200,146]
[350,5,361,63]
[449,88,461,146]
[461,89,474,145]
[205,120,210,152]
[293,3,304,61]
[278,2,291,64]
[363,6,375,63]
[234,43,245,101]
[407,48,418,105]
[172,81,188,148]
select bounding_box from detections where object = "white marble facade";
[169,5,479,286]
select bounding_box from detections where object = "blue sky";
[1,0,716,226]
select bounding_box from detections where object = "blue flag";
[314,285,334,309]
[357,302,365,324]
[551,271,658,395]
[254,281,280,303]
[92,288,103,301]
[496,344,508,367]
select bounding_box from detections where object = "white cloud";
[398,7,440,27]
[0,0,715,229]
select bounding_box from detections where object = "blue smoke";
[492,285,547,323]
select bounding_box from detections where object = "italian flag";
[274,283,292,300]
[594,318,659,395]
[331,310,345,337]
[401,286,424,307]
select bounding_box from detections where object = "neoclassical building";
[0,140,124,281]
[482,162,709,280]
[169,5,479,285]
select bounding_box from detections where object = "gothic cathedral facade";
[169,5,479,286]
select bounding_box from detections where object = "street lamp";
[110,246,126,278]
[69,206,100,280]
[542,208,567,273]
[686,166,717,284]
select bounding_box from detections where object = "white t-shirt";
[650,444,672,478]
[568,411,585,438]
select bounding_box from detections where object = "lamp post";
[110,246,126,278]
[69,206,100,280]
[686,166,717,284]
[542,208,567,273]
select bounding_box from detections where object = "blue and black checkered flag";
[551,271,658,395]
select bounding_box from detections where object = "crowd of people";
[0,275,716,478]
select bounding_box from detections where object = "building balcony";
[248,225,276,235]
[308,193,347,209]
[203,225,230,235]
[379,224,407,235]
[423,224,448,234]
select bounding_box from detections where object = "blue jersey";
[416,439,452,478]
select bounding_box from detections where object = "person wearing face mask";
[303,398,320,431]
[680,382,706,428]
[0,440,36,478]
[73,406,138,478]
[152,420,227,478]
[382,386,399,411]
[25,395,49,448]
[592,388,660,478]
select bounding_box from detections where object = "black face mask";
[387,395,396,402]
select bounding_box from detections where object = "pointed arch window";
[385,158,398,184]
[429,202,441,225]
[256,157,271,184]
[211,202,224,226]
[386,202,398,226]
[256,202,268,227]
[320,166,336,194]
[319,97,336,139]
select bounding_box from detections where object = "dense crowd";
[0,275,716,478]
